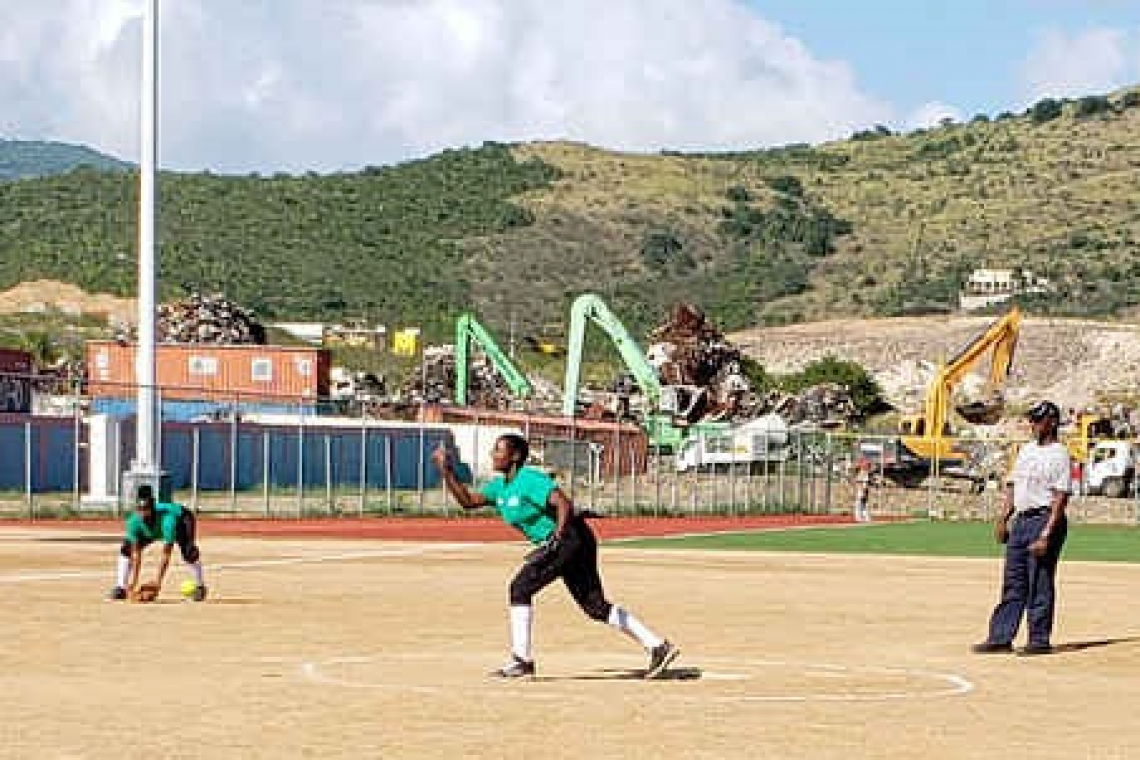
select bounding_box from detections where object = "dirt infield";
[3,513,851,542]
[1,521,1138,759]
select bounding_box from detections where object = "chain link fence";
[1,373,1138,524]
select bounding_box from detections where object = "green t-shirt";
[480,467,557,544]
[125,501,183,545]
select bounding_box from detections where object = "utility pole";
[508,309,517,359]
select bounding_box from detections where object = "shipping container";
[0,348,33,412]
[429,406,649,477]
[85,342,330,403]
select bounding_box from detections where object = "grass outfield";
[620,520,1140,563]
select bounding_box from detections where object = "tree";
[783,354,887,417]
[1075,95,1111,118]
[639,229,689,271]
[15,330,58,367]
[1029,98,1063,124]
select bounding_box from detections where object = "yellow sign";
[392,328,420,357]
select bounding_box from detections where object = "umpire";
[973,400,1071,656]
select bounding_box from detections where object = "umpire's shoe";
[1017,643,1053,657]
[645,640,680,679]
[971,641,1013,654]
[107,586,128,601]
[491,655,535,679]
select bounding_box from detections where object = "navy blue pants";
[985,510,1067,647]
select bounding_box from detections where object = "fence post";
[729,437,738,517]
[359,412,367,517]
[823,431,834,516]
[191,426,200,512]
[262,429,270,516]
[325,433,333,514]
[229,400,238,514]
[385,435,394,515]
[568,415,578,503]
[72,379,81,512]
[25,419,33,517]
[417,412,425,515]
[611,426,620,514]
[296,402,305,517]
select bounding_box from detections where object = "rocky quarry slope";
[730,314,1140,419]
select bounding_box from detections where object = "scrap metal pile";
[407,345,517,408]
[764,382,859,428]
[155,292,266,345]
[645,303,751,423]
[645,302,860,428]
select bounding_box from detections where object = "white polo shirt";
[1010,440,1071,512]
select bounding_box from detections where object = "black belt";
[1018,507,1049,518]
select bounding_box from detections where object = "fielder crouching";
[432,433,680,679]
[108,484,208,602]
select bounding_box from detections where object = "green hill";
[0,139,130,179]
[2,87,1140,345]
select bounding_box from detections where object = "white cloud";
[903,101,965,131]
[0,0,890,173]
[1018,27,1137,104]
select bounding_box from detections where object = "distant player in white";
[852,459,873,523]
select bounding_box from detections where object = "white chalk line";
[0,543,477,584]
[298,653,973,704]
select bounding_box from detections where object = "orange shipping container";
[85,342,330,402]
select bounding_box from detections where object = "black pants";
[119,510,201,564]
[509,516,611,622]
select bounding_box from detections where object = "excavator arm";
[922,306,1021,439]
[898,306,1020,471]
[455,313,532,406]
[561,293,662,416]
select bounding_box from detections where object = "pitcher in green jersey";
[433,433,679,679]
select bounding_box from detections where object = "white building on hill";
[959,268,1051,311]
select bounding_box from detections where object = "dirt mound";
[730,314,1140,415]
[0,280,135,323]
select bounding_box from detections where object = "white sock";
[116,556,131,588]
[607,605,663,649]
[509,605,533,662]
[188,561,205,585]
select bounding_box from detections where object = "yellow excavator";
[863,307,1021,488]
[900,306,1021,457]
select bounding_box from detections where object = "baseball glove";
[130,582,161,603]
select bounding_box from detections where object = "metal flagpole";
[123,0,166,504]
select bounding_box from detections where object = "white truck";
[675,414,791,473]
[1084,439,1137,498]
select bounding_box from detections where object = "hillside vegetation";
[0,139,130,179]
[2,88,1140,347]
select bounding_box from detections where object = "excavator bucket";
[956,398,1005,425]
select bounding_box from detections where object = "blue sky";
[1,0,1139,173]
[751,0,1140,122]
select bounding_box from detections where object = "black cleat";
[646,640,680,679]
[491,655,535,679]
[107,586,128,601]
[971,641,1014,654]
[1017,643,1053,657]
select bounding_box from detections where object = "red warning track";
[6,514,852,541]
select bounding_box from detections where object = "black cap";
[1026,400,1060,422]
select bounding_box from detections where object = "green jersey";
[125,501,184,545]
[480,467,558,544]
